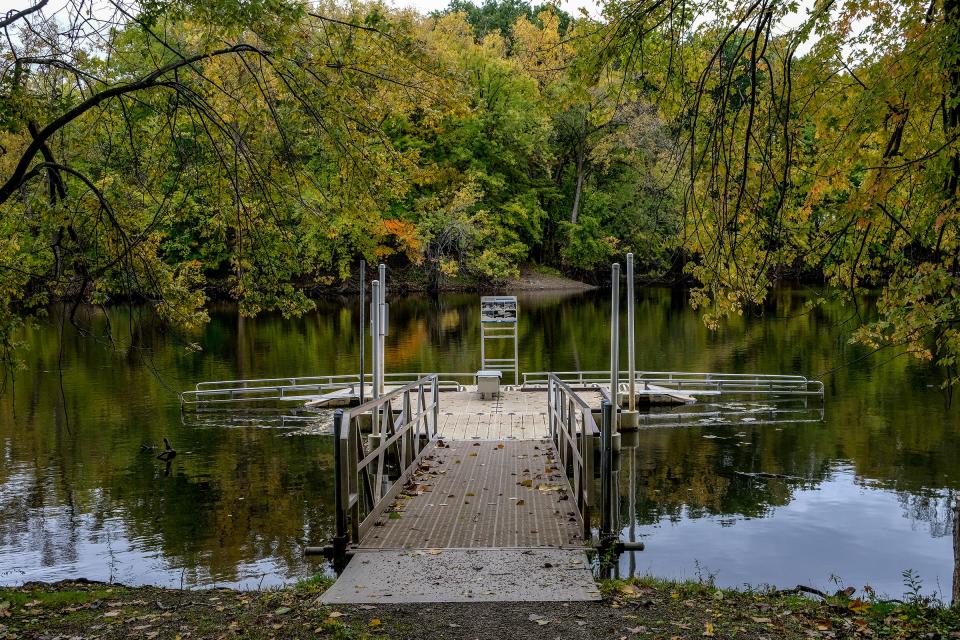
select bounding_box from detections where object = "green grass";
[295,574,335,594]
[0,586,125,611]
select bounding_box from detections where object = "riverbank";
[330,264,598,294]
[2,576,956,639]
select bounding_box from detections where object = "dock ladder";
[479,296,519,383]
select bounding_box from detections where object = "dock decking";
[436,388,603,440]
[358,439,585,549]
[319,386,602,603]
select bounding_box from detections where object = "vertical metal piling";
[621,254,639,430]
[371,280,381,401]
[953,497,959,606]
[332,409,348,570]
[628,448,637,578]
[610,263,620,407]
[378,263,387,398]
[626,253,635,412]
[600,399,615,541]
[359,261,366,406]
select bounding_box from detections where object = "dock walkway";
[319,384,602,603]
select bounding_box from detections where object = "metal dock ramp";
[318,375,602,603]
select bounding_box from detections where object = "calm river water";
[0,287,957,598]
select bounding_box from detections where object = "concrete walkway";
[319,548,600,603]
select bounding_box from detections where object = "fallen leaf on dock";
[528,614,549,625]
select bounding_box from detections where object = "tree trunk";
[570,147,585,224]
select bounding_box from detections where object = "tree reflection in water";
[0,287,957,590]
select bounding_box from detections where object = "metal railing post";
[402,388,413,469]
[514,321,519,384]
[432,375,439,438]
[547,377,555,440]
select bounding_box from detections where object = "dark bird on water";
[157,438,177,462]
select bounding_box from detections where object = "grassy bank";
[2,576,957,639]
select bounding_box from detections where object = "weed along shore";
[2,577,958,639]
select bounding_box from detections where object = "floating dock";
[181,260,826,603]
[319,379,603,603]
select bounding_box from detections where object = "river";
[0,286,956,598]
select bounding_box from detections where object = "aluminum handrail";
[180,381,359,406]
[547,373,599,541]
[523,370,824,397]
[525,370,811,383]
[334,375,440,553]
[182,371,476,408]
[196,373,361,390]
[195,371,479,391]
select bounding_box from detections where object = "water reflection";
[0,287,957,590]
[614,429,957,597]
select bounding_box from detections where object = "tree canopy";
[1,0,958,384]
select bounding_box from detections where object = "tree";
[433,0,571,44]
[0,0,448,368]
[602,0,960,383]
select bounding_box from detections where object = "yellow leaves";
[848,598,871,614]
[510,9,574,87]
[536,483,562,492]
[430,12,476,49]
[618,583,641,597]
